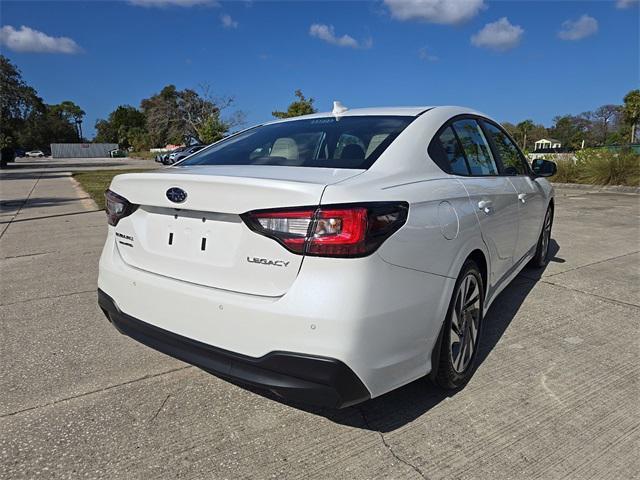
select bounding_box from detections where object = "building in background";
[50,143,119,158]
[533,138,562,151]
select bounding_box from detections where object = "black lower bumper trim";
[98,289,370,408]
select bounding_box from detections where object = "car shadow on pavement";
[242,240,562,433]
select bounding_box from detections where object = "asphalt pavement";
[1,160,638,479]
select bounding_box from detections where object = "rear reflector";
[241,202,408,258]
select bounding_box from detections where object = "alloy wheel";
[541,210,552,260]
[450,274,481,373]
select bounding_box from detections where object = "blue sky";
[1,0,638,137]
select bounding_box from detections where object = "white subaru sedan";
[98,106,556,408]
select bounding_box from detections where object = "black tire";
[435,259,484,390]
[530,206,553,268]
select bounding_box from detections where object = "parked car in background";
[170,145,206,164]
[98,105,557,408]
[158,147,186,165]
[109,149,128,158]
[164,147,187,164]
[161,145,205,165]
[155,151,172,163]
[25,150,45,158]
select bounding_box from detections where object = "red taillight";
[105,189,138,226]
[241,202,408,258]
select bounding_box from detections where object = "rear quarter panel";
[321,175,488,386]
[321,176,487,281]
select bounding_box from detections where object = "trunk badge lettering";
[116,232,134,242]
[247,257,290,267]
[166,187,187,203]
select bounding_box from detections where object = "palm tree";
[516,120,535,151]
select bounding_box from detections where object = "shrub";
[575,148,640,186]
[548,148,640,186]
[129,150,156,160]
[549,155,580,183]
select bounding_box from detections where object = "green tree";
[141,84,244,147]
[590,105,622,145]
[0,55,44,150]
[128,126,151,151]
[527,124,549,148]
[18,103,81,148]
[141,85,185,147]
[549,115,593,149]
[515,120,535,150]
[501,122,518,140]
[1,55,85,152]
[623,89,640,143]
[501,121,547,151]
[195,115,229,144]
[95,105,147,148]
[177,85,244,144]
[51,101,85,140]
[272,90,317,119]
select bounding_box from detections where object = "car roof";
[264,106,487,125]
[265,107,431,124]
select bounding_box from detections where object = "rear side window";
[180,116,414,170]
[452,119,498,176]
[481,121,529,175]
[437,127,469,175]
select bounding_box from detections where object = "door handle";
[478,200,493,214]
[518,193,527,203]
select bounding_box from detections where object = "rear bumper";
[98,289,370,408]
[99,229,454,399]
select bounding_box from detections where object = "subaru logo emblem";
[166,187,187,203]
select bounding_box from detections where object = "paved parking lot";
[1,163,639,479]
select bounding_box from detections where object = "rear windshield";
[178,116,414,170]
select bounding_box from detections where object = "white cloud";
[558,14,598,41]
[0,25,81,54]
[309,24,367,48]
[128,0,218,7]
[384,0,484,25]
[220,14,238,29]
[418,46,438,61]
[471,17,523,51]
[616,0,639,8]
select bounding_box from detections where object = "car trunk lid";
[108,165,363,296]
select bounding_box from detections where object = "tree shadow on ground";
[0,172,73,180]
[235,240,563,432]
[2,161,129,170]
[0,197,91,213]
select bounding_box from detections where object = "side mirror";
[531,159,557,177]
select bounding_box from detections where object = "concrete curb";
[552,182,640,194]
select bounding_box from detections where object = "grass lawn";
[73,169,148,209]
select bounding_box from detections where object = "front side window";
[179,116,414,170]
[482,121,528,175]
[452,119,498,176]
